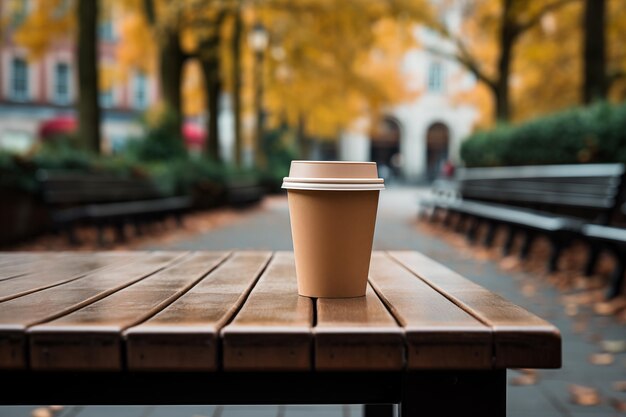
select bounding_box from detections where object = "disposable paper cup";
[282,161,384,298]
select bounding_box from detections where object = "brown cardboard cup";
[282,161,384,298]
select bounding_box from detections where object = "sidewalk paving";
[7,187,624,417]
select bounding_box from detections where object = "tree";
[428,0,578,123]
[77,0,101,153]
[583,0,607,103]
[258,0,425,140]
[10,0,102,151]
[231,3,243,166]
[141,0,186,140]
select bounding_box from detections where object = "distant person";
[442,159,455,178]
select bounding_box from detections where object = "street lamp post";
[248,22,269,169]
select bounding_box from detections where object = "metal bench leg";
[584,244,601,276]
[400,370,505,417]
[175,212,184,227]
[454,214,467,233]
[425,206,435,222]
[65,225,80,246]
[519,231,536,261]
[442,210,452,227]
[97,223,106,247]
[114,222,126,243]
[607,248,626,300]
[502,226,516,256]
[548,237,564,273]
[466,217,480,243]
[364,404,394,417]
[483,221,496,247]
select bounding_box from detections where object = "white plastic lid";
[282,161,385,191]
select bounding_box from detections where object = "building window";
[133,72,148,110]
[99,20,115,41]
[99,89,114,108]
[427,61,444,93]
[11,0,30,26]
[11,57,29,101]
[54,62,70,104]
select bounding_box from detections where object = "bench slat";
[28,252,228,371]
[125,251,271,371]
[0,252,184,370]
[368,252,492,369]
[458,163,624,180]
[221,252,313,371]
[315,283,404,371]
[0,253,139,302]
[389,251,561,369]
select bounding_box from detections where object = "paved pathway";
[6,187,624,417]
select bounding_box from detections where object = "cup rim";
[291,160,377,165]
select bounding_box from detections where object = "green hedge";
[0,121,295,198]
[460,102,626,167]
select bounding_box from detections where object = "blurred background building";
[0,0,477,183]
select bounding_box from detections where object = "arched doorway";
[425,122,449,181]
[370,116,401,181]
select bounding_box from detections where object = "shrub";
[126,109,187,162]
[461,102,626,167]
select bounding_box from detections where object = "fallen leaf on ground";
[521,283,537,297]
[589,353,615,365]
[561,289,604,305]
[565,303,579,316]
[609,398,626,412]
[31,408,52,417]
[601,340,626,354]
[572,320,588,333]
[594,297,626,316]
[509,369,539,386]
[499,256,520,271]
[614,381,626,392]
[569,384,601,406]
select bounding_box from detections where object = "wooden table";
[0,251,560,416]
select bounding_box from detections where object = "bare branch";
[425,45,497,90]
[514,0,580,36]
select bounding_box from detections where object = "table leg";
[400,370,506,417]
[364,404,394,417]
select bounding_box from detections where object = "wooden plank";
[368,252,492,369]
[0,252,140,302]
[0,253,51,268]
[0,252,185,370]
[28,251,229,371]
[389,251,561,369]
[0,253,67,281]
[315,284,404,371]
[125,251,271,371]
[221,252,313,371]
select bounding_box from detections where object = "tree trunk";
[77,0,101,153]
[232,6,243,167]
[495,0,514,122]
[254,51,265,168]
[297,113,309,159]
[583,0,607,103]
[201,58,221,162]
[143,0,185,139]
[160,29,185,136]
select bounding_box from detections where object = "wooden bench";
[38,170,192,245]
[0,251,561,416]
[421,164,625,278]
